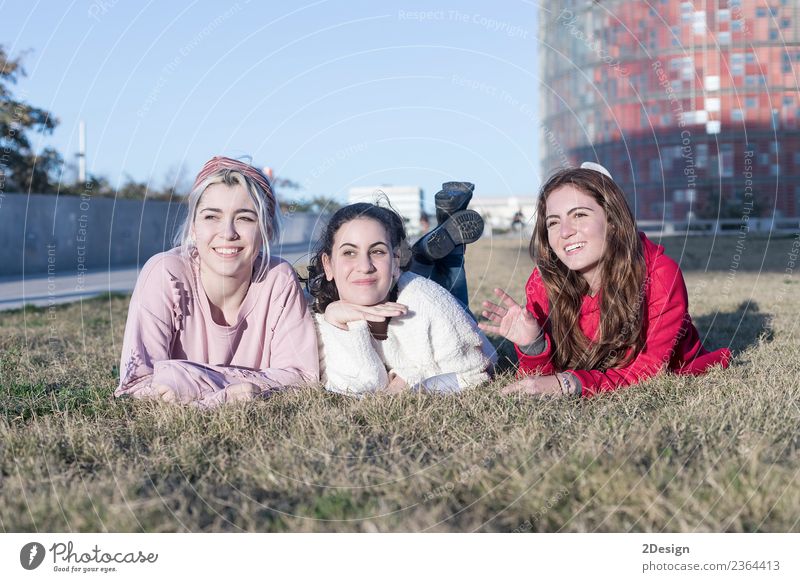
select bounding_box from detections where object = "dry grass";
[1,234,798,532]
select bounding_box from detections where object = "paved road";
[0,246,313,311]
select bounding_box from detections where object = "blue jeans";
[409,246,472,318]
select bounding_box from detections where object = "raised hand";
[478,287,542,346]
[324,300,408,330]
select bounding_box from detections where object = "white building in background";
[347,185,425,235]
[470,196,537,232]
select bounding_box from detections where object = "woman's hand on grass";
[478,288,541,346]
[324,300,407,330]
[195,382,261,407]
[129,382,193,403]
[382,372,410,394]
[222,382,261,402]
[499,374,562,396]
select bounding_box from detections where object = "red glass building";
[540,0,800,220]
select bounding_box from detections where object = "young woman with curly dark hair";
[306,202,495,395]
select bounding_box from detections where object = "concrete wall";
[0,193,326,277]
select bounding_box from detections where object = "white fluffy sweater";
[314,272,496,394]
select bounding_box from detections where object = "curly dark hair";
[305,202,410,314]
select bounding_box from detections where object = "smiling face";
[544,184,609,290]
[321,217,400,306]
[191,182,262,282]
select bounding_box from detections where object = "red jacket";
[515,233,731,397]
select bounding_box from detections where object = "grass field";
[1,233,798,532]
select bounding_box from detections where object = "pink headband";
[191,156,275,202]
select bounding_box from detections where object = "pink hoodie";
[115,248,318,406]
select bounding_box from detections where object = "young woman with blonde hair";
[115,156,318,406]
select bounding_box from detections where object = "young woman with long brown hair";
[479,164,730,397]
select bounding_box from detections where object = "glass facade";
[540,0,800,219]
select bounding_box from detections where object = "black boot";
[413,209,484,262]
[435,181,475,225]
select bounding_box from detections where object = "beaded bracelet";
[556,373,575,396]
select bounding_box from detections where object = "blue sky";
[4,0,540,207]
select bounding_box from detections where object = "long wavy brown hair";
[531,168,647,371]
